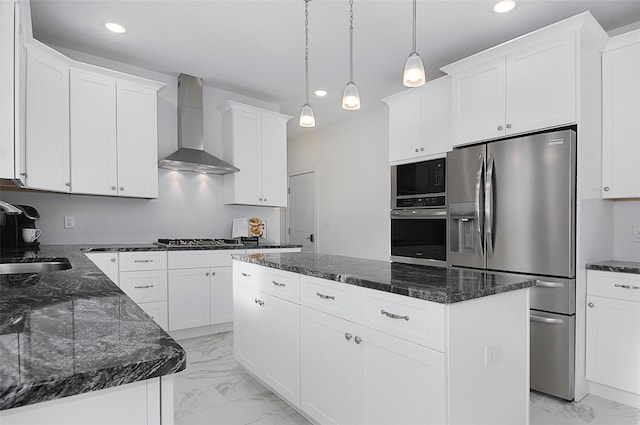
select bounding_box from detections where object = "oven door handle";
[390,209,447,219]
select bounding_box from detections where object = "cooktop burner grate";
[155,238,242,247]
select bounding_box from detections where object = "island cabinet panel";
[300,275,357,321]
[233,283,265,376]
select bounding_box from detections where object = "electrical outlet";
[64,216,75,229]
[633,227,640,243]
[484,344,501,366]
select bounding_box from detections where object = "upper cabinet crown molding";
[218,100,291,121]
[605,28,640,51]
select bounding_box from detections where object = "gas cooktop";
[154,238,243,248]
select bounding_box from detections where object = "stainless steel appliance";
[0,204,40,250]
[391,158,447,266]
[446,128,576,400]
[154,238,244,248]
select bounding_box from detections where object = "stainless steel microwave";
[390,158,447,266]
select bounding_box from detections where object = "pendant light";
[299,0,316,127]
[342,0,360,110]
[403,0,425,87]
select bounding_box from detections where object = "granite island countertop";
[233,252,536,304]
[81,242,302,253]
[586,260,640,274]
[0,245,186,411]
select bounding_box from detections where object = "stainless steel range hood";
[158,73,239,174]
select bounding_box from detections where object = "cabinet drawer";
[261,268,300,303]
[233,260,261,289]
[588,271,640,302]
[119,251,167,271]
[356,286,445,351]
[120,270,167,303]
[168,250,237,269]
[138,300,168,331]
[300,276,356,321]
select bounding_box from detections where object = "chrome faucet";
[0,201,22,215]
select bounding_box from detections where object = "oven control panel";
[395,195,445,209]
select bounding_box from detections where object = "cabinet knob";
[65,182,71,187]
[604,186,610,192]
[111,186,116,190]
[588,302,594,308]
[20,172,27,177]
[420,147,424,151]
[119,187,124,191]
[415,148,419,152]
[354,336,363,344]
[497,125,503,131]
[506,123,512,129]
[205,272,210,276]
[211,271,216,276]
[264,198,267,202]
[110,258,116,262]
[259,198,263,201]
[344,332,352,341]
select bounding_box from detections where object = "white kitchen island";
[232,252,534,425]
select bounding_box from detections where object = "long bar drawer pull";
[381,309,409,321]
[134,285,154,289]
[242,272,251,277]
[134,259,152,263]
[316,292,335,300]
[615,284,640,289]
[272,280,286,287]
[530,315,564,325]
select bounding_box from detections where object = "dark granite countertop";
[233,252,535,304]
[586,260,640,275]
[81,243,301,253]
[0,245,186,411]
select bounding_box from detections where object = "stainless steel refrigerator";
[447,128,576,400]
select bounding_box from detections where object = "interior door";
[288,171,317,253]
[486,129,575,277]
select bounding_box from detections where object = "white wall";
[613,201,640,261]
[288,107,390,261]
[0,45,285,244]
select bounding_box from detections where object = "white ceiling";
[30,0,640,139]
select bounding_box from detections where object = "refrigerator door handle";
[485,153,495,258]
[474,155,484,257]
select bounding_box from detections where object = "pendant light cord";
[412,0,417,54]
[305,0,310,104]
[349,0,354,82]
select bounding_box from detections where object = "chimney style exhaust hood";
[158,74,239,174]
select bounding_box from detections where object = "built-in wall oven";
[390,158,447,266]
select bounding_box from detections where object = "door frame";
[287,168,319,253]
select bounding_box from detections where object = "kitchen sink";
[0,257,72,274]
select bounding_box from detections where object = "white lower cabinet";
[83,252,119,285]
[168,268,211,331]
[586,270,640,403]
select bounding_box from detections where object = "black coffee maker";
[0,204,41,249]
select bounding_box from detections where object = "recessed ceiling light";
[314,90,327,97]
[493,0,516,13]
[104,22,127,33]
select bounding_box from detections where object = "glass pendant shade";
[342,82,360,110]
[299,103,316,127]
[403,52,426,87]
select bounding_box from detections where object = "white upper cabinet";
[23,41,70,192]
[70,71,159,198]
[220,100,291,207]
[384,76,452,164]
[602,30,640,199]
[447,33,576,146]
[442,13,607,147]
[0,0,14,179]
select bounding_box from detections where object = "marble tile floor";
[174,332,639,425]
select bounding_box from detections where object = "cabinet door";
[421,76,452,157]
[70,70,117,195]
[387,89,422,163]
[263,293,301,408]
[506,34,576,136]
[586,295,640,394]
[0,0,14,179]
[168,268,210,331]
[602,42,640,198]
[138,300,169,332]
[261,115,287,207]
[233,283,265,375]
[24,43,70,192]
[210,267,233,324]
[84,252,119,285]
[357,325,446,425]
[227,109,261,205]
[451,57,506,146]
[116,80,158,198]
[301,306,358,425]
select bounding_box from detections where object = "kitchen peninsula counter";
[233,252,536,303]
[81,242,301,253]
[0,245,186,413]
